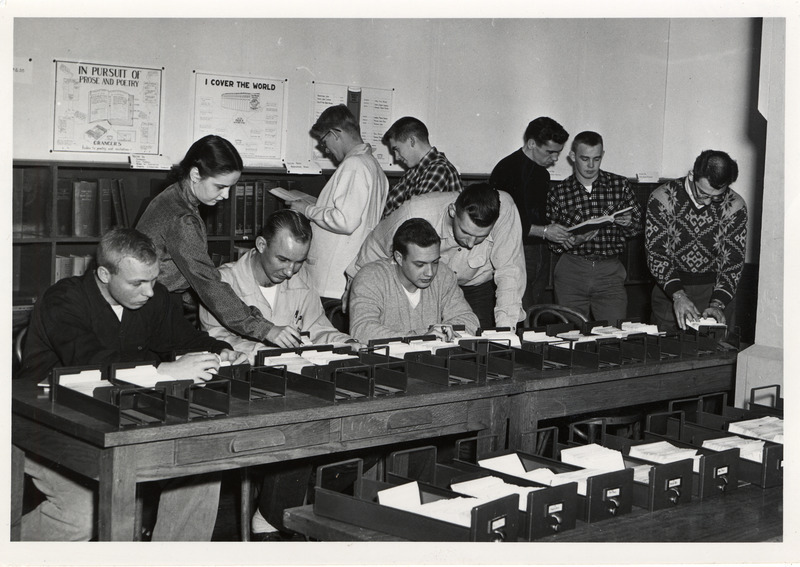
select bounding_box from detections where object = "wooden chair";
[524,304,588,328]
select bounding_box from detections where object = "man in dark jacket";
[19,227,245,541]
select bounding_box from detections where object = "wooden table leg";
[11,444,24,541]
[98,445,138,541]
[507,393,539,453]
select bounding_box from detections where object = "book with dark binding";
[110,178,126,228]
[234,184,245,236]
[56,178,73,236]
[73,180,98,237]
[98,178,114,235]
[243,182,255,236]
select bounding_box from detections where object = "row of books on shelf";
[12,170,132,238]
[54,254,94,282]
[205,179,282,238]
[13,167,51,238]
[61,178,131,237]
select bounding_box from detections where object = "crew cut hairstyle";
[382,116,429,145]
[310,104,361,138]
[97,227,158,274]
[392,218,441,256]
[176,134,243,181]
[693,150,739,189]
[524,116,569,146]
[571,131,604,153]
[454,183,501,228]
[260,209,313,246]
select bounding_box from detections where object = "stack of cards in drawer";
[629,441,701,472]
[560,444,652,485]
[727,416,783,444]
[377,481,492,527]
[450,476,542,512]
[701,437,765,463]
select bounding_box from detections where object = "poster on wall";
[193,72,288,168]
[312,82,394,166]
[52,60,163,154]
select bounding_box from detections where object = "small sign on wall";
[14,57,33,84]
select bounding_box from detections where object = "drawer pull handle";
[231,430,286,452]
[387,409,433,429]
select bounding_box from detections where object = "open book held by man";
[567,205,634,234]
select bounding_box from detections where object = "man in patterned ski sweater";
[645,149,747,331]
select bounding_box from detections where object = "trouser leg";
[589,258,627,324]
[460,279,497,329]
[257,462,314,533]
[523,243,551,309]
[553,254,592,319]
[150,473,221,541]
[21,456,96,541]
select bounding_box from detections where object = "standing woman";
[137,135,297,347]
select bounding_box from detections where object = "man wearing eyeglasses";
[646,149,747,331]
[289,104,389,316]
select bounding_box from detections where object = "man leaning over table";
[346,183,526,331]
[645,149,746,331]
[18,227,246,541]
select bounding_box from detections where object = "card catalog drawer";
[340,402,470,441]
[175,420,331,465]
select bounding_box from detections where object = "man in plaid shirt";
[546,131,642,323]
[381,116,462,218]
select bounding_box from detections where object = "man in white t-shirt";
[349,217,479,343]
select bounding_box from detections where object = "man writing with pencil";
[546,131,642,323]
[199,209,360,540]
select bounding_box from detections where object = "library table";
[506,352,738,453]
[12,376,516,541]
[11,350,737,541]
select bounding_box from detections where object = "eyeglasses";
[318,129,336,152]
[692,179,729,204]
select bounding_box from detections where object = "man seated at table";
[18,227,246,541]
[199,209,360,540]
[199,209,359,361]
[347,183,525,330]
[349,217,480,343]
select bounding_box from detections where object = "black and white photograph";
[3,1,795,566]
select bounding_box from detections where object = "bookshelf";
[11,162,662,325]
[11,160,331,308]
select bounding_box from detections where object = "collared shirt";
[546,170,643,256]
[304,143,389,298]
[382,147,462,218]
[646,176,747,306]
[199,249,353,363]
[20,270,230,383]
[136,180,274,341]
[347,190,526,328]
